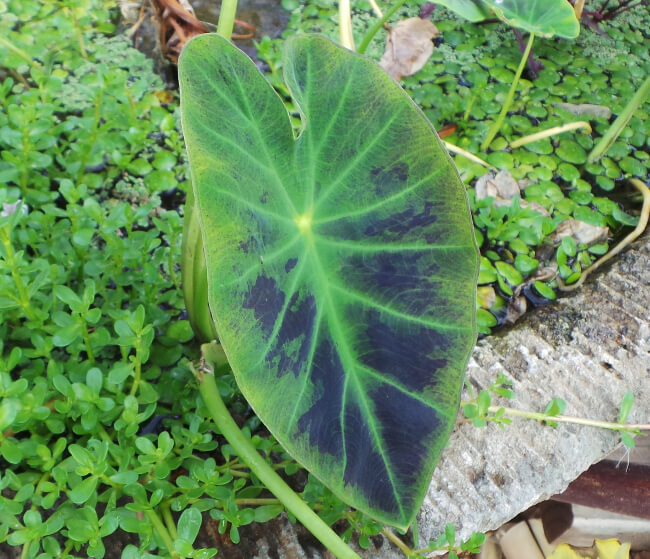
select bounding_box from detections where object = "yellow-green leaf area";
[484,0,580,38]
[179,34,478,529]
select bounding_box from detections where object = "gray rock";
[420,231,649,545]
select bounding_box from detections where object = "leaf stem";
[129,334,143,397]
[80,317,95,363]
[181,188,217,342]
[67,7,88,59]
[196,356,361,559]
[488,406,650,432]
[161,502,179,541]
[0,36,43,70]
[381,528,414,556]
[339,0,355,50]
[145,508,179,558]
[216,0,239,41]
[20,541,31,559]
[0,225,37,321]
[588,74,650,162]
[234,498,282,506]
[76,89,104,188]
[510,121,591,149]
[358,0,409,54]
[481,32,535,151]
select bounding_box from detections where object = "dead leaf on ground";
[475,170,550,215]
[504,295,527,324]
[151,0,208,64]
[549,219,609,246]
[554,102,612,119]
[380,18,439,81]
[476,170,520,201]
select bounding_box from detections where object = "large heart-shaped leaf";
[483,0,580,38]
[179,34,478,529]
[434,0,579,38]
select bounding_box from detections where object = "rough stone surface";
[420,231,650,545]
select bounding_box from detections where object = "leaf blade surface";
[180,34,478,528]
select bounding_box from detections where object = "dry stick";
[443,141,496,170]
[127,3,149,39]
[381,528,413,556]
[509,121,591,149]
[574,0,586,19]
[368,0,383,18]
[558,178,650,292]
[339,0,355,50]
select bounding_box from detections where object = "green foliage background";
[1,0,649,557]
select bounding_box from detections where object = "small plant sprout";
[462,377,649,448]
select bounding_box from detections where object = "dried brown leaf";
[379,18,439,81]
[549,219,609,246]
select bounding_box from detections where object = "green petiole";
[196,345,361,559]
[481,32,535,151]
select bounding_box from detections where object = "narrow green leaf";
[54,285,83,311]
[177,508,202,544]
[432,0,491,21]
[618,392,634,424]
[135,436,156,455]
[253,504,284,523]
[68,476,99,504]
[68,444,94,469]
[477,390,491,415]
[52,323,82,347]
[0,398,19,431]
[533,281,556,300]
[445,523,456,547]
[180,34,478,529]
[620,432,635,449]
[544,397,567,417]
[174,538,195,556]
[463,404,478,419]
[110,471,139,485]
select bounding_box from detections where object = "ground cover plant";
[1,0,649,558]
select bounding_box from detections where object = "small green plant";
[462,376,645,448]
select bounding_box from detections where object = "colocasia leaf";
[180,34,478,528]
